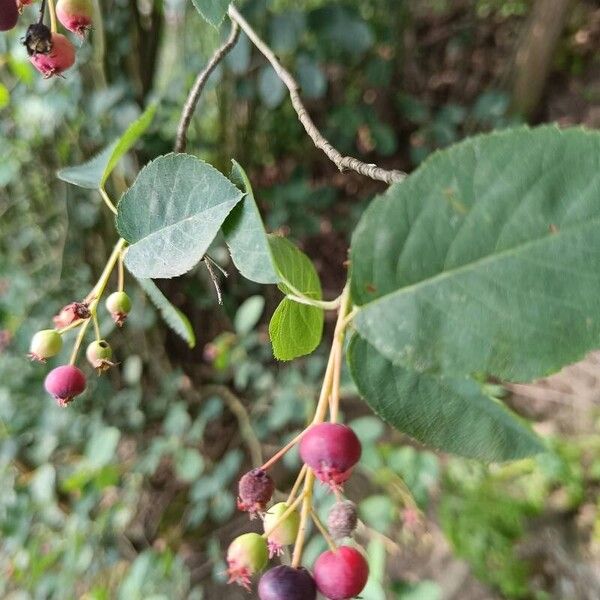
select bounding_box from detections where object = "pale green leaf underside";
[56,103,157,190]
[191,0,231,27]
[223,160,279,284]
[351,126,600,381]
[57,142,118,189]
[116,153,244,279]
[136,277,196,348]
[267,236,324,360]
[348,335,544,462]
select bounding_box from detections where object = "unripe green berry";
[105,292,132,327]
[263,502,300,557]
[227,532,269,590]
[86,340,113,372]
[29,329,63,362]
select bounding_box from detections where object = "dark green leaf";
[348,335,544,461]
[223,160,279,284]
[351,126,600,381]
[117,153,243,279]
[136,277,196,348]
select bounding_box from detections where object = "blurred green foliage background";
[1,0,599,598]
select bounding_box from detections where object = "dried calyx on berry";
[53,301,90,328]
[29,329,63,362]
[314,546,369,600]
[327,500,358,540]
[237,468,274,518]
[17,0,34,12]
[105,291,132,327]
[263,502,300,558]
[56,0,93,37]
[299,423,362,490]
[226,532,268,590]
[258,565,317,600]
[30,32,76,78]
[23,23,53,56]
[86,340,114,372]
[44,365,86,407]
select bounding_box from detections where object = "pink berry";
[0,0,18,31]
[314,546,369,600]
[258,565,317,600]
[56,0,92,37]
[299,423,361,490]
[30,33,76,79]
[44,365,86,407]
[237,468,274,518]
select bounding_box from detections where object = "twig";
[227,5,406,185]
[174,21,241,153]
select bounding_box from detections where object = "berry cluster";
[227,422,369,599]
[1,0,93,78]
[29,239,131,407]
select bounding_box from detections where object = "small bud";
[44,365,86,407]
[105,292,132,327]
[53,302,90,329]
[226,532,268,590]
[29,329,63,362]
[237,468,275,518]
[56,0,93,37]
[86,340,114,372]
[263,502,300,558]
[327,500,358,540]
[29,32,76,79]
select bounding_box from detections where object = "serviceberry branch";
[227,5,406,185]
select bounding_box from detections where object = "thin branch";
[174,21,241,153]
[227,5,406,185]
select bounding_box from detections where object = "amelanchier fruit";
[56,0,93,37]
[30,32,75,78]
[29,329,63,362]
[258,565,317,600]
[86,340,114,372]
[105,291,132,327]
[313,546,369,600]
[44,365,86,407]
[237,468,275,518]
[0,0,18,31]
[226,532,268,590]
[263,502,300,557]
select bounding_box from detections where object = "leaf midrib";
[356,215,600,311]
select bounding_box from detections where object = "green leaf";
[100,102,157,187]
[56,103,157,190]
[117,153,244,279]
[57,143,118,189]
[351,126,600,381]
[191,0,231,27]
[347,335,543,462]
[136,277,196,348]
[223,160,279,284]
[268,235,324,360]
[234,295,265,335]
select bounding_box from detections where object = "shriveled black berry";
[258,566,317,600]
[24,23,53,56]
[327,500,358,540]
[237,468,274,516]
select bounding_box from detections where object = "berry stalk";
[47,0,57,32]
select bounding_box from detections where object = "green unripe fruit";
[29,329,63,362]
[86,340,113,371]
[105,291,132,327]
[227,532,269,590]
[263,502,300,557]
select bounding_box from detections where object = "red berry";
[314,546,369,600]
[56,0,93,37]
[0,0,18,31]
[30,33,76,79]
[237,468,274,518]
[44,365,86,407]
[258,566,317,600]
[299,423,361,489]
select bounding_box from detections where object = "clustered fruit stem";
[47,0,57,32]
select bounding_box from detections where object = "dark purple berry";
[237,468,274,517]
[258,566,317,600]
